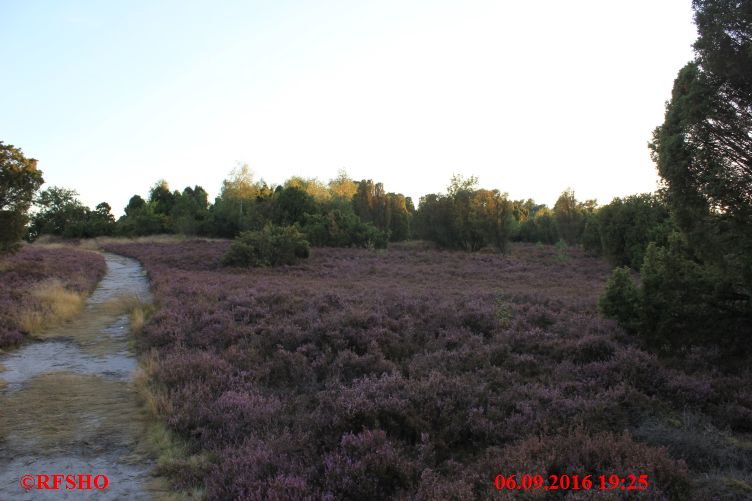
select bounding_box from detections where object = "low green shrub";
[222,224,310,267]
[601,235,751,353]
[599,266,640,334]
[303,210,388,249]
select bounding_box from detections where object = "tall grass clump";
[0,246,105,348]
[16,279,85,332]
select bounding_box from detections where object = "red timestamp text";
[494,473,649,492]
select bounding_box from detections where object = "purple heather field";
[0,246,106,348]
[105,241,752,500]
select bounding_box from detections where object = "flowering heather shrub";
[104,240,752,499]
[322,429,416,500]
[488,429,691,499]
[0,245,105,348]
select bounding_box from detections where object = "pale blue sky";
[1,1,697,215]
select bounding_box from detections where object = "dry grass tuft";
[0,372,146,451]
[131,307,146,333]
[147,476,205,501]
[0,370,189,498]
[130,303,155,334]
[134,350,172,417]
[134,350,209,499]
[723,476,752,494]
[100,294,144,316]
[76,235,225,252]
[16,280,86,333]
[130,301,155,331]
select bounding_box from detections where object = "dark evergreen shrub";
[599,266,640,334]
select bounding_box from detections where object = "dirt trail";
[0,253,168,500]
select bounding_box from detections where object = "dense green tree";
[27,187,88,239]
[440,175,483,250]
[221,164,264,200]
[0,142,44,251]
[352,179,374,222]
[353,180,390,233]
[413,193,452,246]
[328,170,358,203]
[0,142,43,214]
[26,187,114,239]
[210,166,274,237]
[386,193,411,242]
[414,176,515,252]
[512,198,546,223]
[553,188,586,245]
[171,186,210,235]
[148,180,177,217]
[651,63,752,274]
[446,174,478,196]
[693,0,752,99]
[467,189,516,252]
[651,0,751,288]
[80,202,116,237]
[645,0,752,352]
[284,176,330,203]
[124,195,147,217]
[0,210,27,252]
[117,192,169,236]
[596,194,673,269]
[605,0,752,353]
[274,186,317,226]
[405,196,415,214]
[517,208,559,244]
[581,216,602,256]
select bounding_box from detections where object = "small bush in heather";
[555,238,570,262]
[494,294,513,328]
[303,209,389,249]
[599,266,640,334]
[222,224,310,267]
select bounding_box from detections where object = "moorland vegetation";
[0,0,750,498]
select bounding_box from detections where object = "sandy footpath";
[0,253,168,500]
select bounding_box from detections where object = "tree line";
[0,151,634,254]
[2,154,667,259]
[2,165,413,249]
